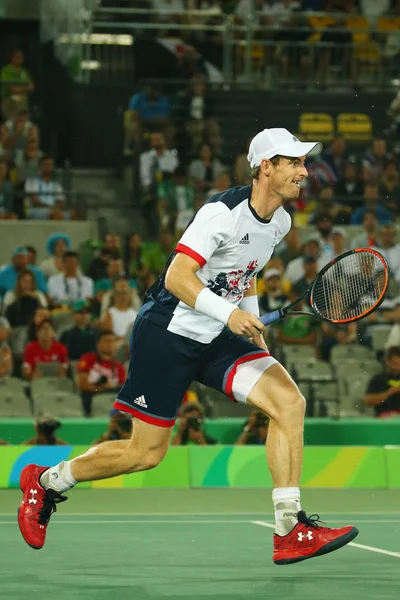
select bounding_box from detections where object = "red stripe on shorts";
[175,243,207,267]
[113,401,176,428]
[224,351,271,400]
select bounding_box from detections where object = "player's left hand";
[251,333,269,352]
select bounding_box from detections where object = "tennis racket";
[260,248,389,326]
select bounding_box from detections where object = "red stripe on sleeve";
[175,243,206,267]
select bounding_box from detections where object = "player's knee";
[280,388,306,417]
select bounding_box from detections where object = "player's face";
[271,156,308,201]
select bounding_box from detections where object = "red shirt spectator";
[22,319,68,380]
[77,352,125,388]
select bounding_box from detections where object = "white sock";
[40,460,77,493]
[272,487,301,536]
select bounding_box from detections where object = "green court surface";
[1,489,400,600]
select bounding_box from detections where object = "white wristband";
[239,294,260,317]
[195,288,238,326]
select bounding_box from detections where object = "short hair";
[314,211,333,224]
[96,330,115,343]
[36,318,54,332]
[39,154,54,165]
[251,155,281,180]
[387,346,400,360]
[25,245,37,254]
[63,250,79,261]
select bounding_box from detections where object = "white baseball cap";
[247,128,322,169]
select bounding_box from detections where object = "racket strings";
[312,251,387,321]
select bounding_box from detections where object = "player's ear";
[260,158,271,177]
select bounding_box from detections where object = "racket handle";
[260,309,282,326]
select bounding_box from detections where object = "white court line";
[0,511,399,517]
[251,521,400,559]
[0,519,254,525]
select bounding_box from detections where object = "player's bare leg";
[18,419,173,549]
[247,363,358,564]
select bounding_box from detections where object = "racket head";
[310,248,389,324]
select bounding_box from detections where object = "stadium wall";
[1,446,399,489]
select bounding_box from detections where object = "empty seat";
[280,345,316,374]
[51,311,74,334]
[337,113,372,142]
[91,393,118,417]
[31,377,74,399]
[299,113,335,141]
[34,392,83,418]
[339,372,372,416]
[330,344,374,365]
[370,325,392,353]
[0,389,32,417]
[8,326,28,358]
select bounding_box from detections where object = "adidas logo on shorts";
[133,395,147,408]
[239,233,250,244]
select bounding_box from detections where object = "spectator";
[158,165,195,234]
[235,409,269,445]
[310,136,348,187]
[0,246,46,299]
[310,187,351,226]
[275,294,319,346]
[188,143,225,193]
[331,228,347,258]
[334,161,364,199]
[183,80,221,155]
[234,138,253,186]
[362,138,391,181]
[319,321,358,361]
[275,225,301,266]
[269,0,301,28]
[86,247,113,283]
[350,185,392,225]
[127,84,174,149]
[60,300,97,361]
[0,49,34,120]
[207,171,232,199]
[1,109,38,158]
[77,330,126,416]
[379,159,400,215]
[103,233,122,257]
[373,224,400,284]
[95,258,138,309]
[258,269,289,315]
[0,316,12,379]
[24,155,67,220]
[22,319,68,381]
[172,401,216,445]
[0,157,16,218]
[100,275,138,341]
[3,268,47,327]
[142,229,175,275]
[317,20,356,89]
[39,233,71,279]
[21,415,67,446]
[275,15,313,86]
[124,232,143,280]
[27,307,50,342]
[140,132,179,236]
[364,346,400,417]
[48,251,94,307]
[14,137,43,184]
[92,409,132,445]
[285,239,321,285]
[25,245,37,266]
[352,210,379,248]
[292,255,318,298]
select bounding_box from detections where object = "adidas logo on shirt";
[133,395,147,408]
[239,233,250,244]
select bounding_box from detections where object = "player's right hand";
[227,309,265,339]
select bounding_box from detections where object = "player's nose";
[300,164,308,177]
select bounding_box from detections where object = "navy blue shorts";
[114,315,271,427]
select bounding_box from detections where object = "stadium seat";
[377,17,400,31]
[336,113,373,142]
[370,326,392,353]
[8,326,28,358]
[31,377,74,399]
[339,371,372,416]
[330,344,374,365]
[280,345,316,376]
[0,387,32,417]
[51,311,74,335]
[291,360,338,415]
[91,393,118,417]
[299,113,335,141]
[34,392,83,418]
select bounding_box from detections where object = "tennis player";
[18,128,358,564]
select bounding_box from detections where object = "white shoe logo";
[29,489,38,504]
[298,531,313,541]
[133,395,147,408]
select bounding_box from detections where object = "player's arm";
[239,277,268,350]
[165,254,264,339]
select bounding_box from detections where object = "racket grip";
[260,310,282,326]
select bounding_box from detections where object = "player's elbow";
[165,266,179,296]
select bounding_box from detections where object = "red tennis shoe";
[18,464,67,550]
[273,511,358,565]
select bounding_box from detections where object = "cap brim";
[275,140,322,159]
